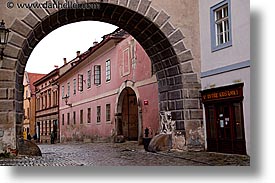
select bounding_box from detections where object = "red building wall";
[59,33,159,143]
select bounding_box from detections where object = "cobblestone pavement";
[0,142,250,166]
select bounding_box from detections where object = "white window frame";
[210,0,232,52]
[87,70,91,89]
[106,59,111,82]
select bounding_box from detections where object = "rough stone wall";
[0,0,203,152]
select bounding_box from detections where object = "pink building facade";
[58,30,159,143]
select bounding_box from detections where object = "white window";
[67,82,70,97]
[61,86,65,98]
[210,0,232,51]
[94,65,101,86]
[106,60,111,82]
[78,74,83,91]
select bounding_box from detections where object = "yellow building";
[23,72,45,139]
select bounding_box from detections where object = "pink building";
[58,29,159,143]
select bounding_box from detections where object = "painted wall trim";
[201,60,250,78]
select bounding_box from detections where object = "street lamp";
[0,20,10,60]
[64,94,72,107]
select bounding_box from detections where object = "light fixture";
[0,20,10,60]
[64,94,72,107]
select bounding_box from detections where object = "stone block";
[190,109,203,120]
[168,29,185,45]
[171,111,183,120]
[0,58,17,70]
[161,22,175,37]
[8,33,26,48]
[10,19,32,38]
[145,7,158,21]
[29,1,49,20]
[184,99,199,109]
[119,0,128,7]
[0,69,15,82]
[137,0,151,15]
[0,100,14,111]
[188,89,200,98]
[183,73,198,83]
[0,82,15,89]
[173,41,187,55]
[175,100,184,110]
[168,90,182,100]
[168,101,175,110]
[3,44,21,59]
[108,0,118,5]
[166,66,179,77]
[8,89,15,99]
[180,61,193,73]
[128,0,140,11]
[0,113,8,124]
[0,89,8,99]
[23,13,41,28]
[154,10,170,27]
[44,0,59,15]
[178,50,193,63]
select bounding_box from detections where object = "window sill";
[211,41,232,52]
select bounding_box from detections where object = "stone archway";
[0,0,203,152]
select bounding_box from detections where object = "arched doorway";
[0,1,204,152]
[118,87,139,141]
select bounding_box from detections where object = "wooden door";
[205,101,246,155]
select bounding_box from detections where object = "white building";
[199,0,250,155]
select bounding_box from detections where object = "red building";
[58,29,159,143]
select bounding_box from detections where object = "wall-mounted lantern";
[64,94,72,107]
[0,20,10,60]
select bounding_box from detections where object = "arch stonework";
[0,0,203,152]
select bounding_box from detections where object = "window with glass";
[78,74,83,92]
[97,106,101,123]
[94,65,101,86]
[61,85,65,98]
[87,70,91,89]
[67,82,70,97]
[80,109,83,124]
[72,79,76,95]
[106,60,111,82]
[67,113,70,125]
[210,0,232,51]
[73,111,76,125]
[62,114,64,125]
[106,104,111,122]
[87,108,91,123]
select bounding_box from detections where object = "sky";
[25,21,118,74]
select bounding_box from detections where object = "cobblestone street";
[0,142,250,166]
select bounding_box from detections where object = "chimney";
[76,51,81,57]
[63,58,67,65]
[93,40,98,46]
[54,65,59,69]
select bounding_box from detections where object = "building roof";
[27,72,46,94]
[58,28,129,81]
[33,68,59,86]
